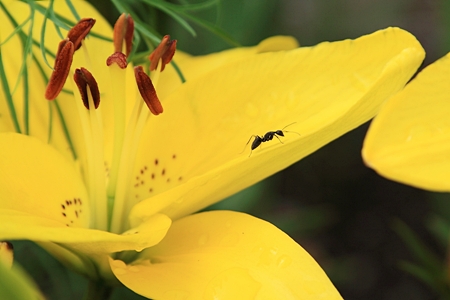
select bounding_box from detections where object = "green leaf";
[140,0,197,37]
[64,0,80,21]
[0,263,44,300]
[393,220,442,275]
[176,10,240,47]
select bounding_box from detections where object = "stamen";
[149,35,177,72]
[113,13,134,57]
[73,67,100,109]
[45,39,74,100]
[134,66,163,115]
[106,52,128,69]
[67,18,96,51]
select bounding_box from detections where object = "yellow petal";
[0,210,171,254]
[111,211,341,300]
[363,53,450,191]
[129,27,425,225]
[159,36,299,99]
[0,132,90,227]
[0,133,171,254]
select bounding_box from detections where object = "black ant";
[243,122,300,157]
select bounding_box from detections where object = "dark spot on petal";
[162,169,165,176]
[149,188,153,193]
[151,173,155,179]
[75,211,79,218]
[178,176,183,181]
[62,212,66,217]
[155,159,159,166]
[141,181,144,185]
[167,178,171,183]
[62,204,66,209]
[172,154,176,159]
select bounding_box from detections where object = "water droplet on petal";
[219,232,240,247]
[257,246,278,266]
[276,254,292,269]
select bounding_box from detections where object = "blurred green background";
[13,0,450,299]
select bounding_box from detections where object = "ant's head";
[275,130,284,136]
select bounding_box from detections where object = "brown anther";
[67,18,96,51]
[73,67,100,109]
[45,39,74,100]
[134,66,163,115]
[106,52,128,69]
[149,35,177,72]
[113,13,134,57]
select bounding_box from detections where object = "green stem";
[83,281,113,300]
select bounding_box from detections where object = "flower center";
[44,14,177,233]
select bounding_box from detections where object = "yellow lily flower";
[0,0,425,298]
[363,53,450,192]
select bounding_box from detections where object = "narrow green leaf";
[33,2,112,42]
[0,46,21,133]
[65,0,80,21]
[39,1,54,69]
[393,220,443,275]
[398,261,444,290]
[170,60,186,83]
[177,10,240,47]
[426,215,450,248]
[167,0,220,12]
[140,0,197,36]
[0,16,31,47]
[399,261,450,297]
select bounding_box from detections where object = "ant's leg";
[240,135,256,154]
[274,135,284,144]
